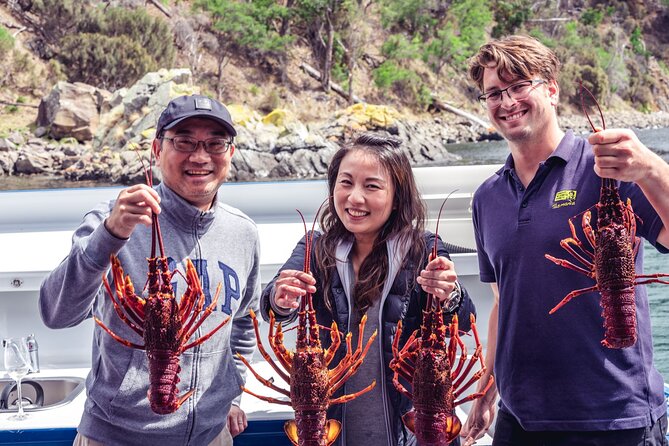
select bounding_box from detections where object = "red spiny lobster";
[545,83,669,349]
[237,207,378,446]
[389,195,493,446]
[94,158,231,414]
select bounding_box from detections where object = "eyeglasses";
[162,136,233,154]
[478,79,547,106]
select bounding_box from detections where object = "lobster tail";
[147,350,192,414]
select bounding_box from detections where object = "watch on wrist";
[443,281,462,314]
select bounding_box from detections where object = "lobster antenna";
[296,209,309,275]
[132,144,165,258]
[432,189,459,258]
[425,189,458,312]
[579,80,606,133]
[295,199,330,312]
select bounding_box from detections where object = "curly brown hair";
[315,133,427,313]
[468,35,561,92]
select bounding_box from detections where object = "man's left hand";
[227,404,248,437]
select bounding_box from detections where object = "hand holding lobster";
[272,269,317,311]
[590,129,661,183]
[105,184,162,239]
[417,255,460,306]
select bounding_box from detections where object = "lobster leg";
[109,256,146,324]
[177,262,201,321]
[636,277,669,285]
[454,375,494,406]
[559,238,596,269]
[266,310,295,373]
[179,260,210,339]
[330,330,378,393]
[236,353,291,397]
[93,317,145,349]
[329,333,355,381]
[241,386,292,406]
[391,371,413,399]
[545,253,594,277]
[248,310,292,384]
[102,276,145,338]
[329,380,376,405]
[581,211,598,251]
[549,285,600,314]
[567,217,596,262]
[181,284,228,350]
[323,322,342,366]
[269,321,294,375]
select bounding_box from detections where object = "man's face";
[153,117,235,211]
[481,66,558,144]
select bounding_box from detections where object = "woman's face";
[333,149,395,245]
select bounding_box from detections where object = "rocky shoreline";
[2,69,669,187]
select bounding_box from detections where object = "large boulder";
[37,82,110,142]
[95,68,196,150]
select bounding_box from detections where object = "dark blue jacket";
[260,231,475,446]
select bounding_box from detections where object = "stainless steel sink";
[0,376,85,412]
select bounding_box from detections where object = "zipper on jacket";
[186,212,206,444]
[342,292,393,446]
[378,293,393,446]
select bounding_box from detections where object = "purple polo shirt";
[473,130,668,431]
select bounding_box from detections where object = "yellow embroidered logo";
[552,190,577,209]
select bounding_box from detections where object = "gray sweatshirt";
[39,183,261,445]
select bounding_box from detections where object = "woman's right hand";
[273,269,317,310]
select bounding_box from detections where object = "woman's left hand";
[417,256,458,303]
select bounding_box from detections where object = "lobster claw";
[284,419,342,446]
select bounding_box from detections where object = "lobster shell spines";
[143,294,181,352]
[290,349,330,411]
[412,350,454,415]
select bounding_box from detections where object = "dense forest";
[0,0,668,132]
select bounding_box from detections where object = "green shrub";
[31,2,174,89]
[0,25,14,57]
[630,26,647,57]
[373,61,412,89]
[59,33,157,90]
[492,0,531,38]
[77,7,175,67]
[372,61,429,108]
[560,64,609,110]
[381,34,421,60]
[580,8,604,26]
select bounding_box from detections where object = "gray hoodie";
[39,183,260,445]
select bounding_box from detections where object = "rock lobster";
[545,83,669,348]
[94,162,230,414]
[389,195,493,446]
[237,208,378,446]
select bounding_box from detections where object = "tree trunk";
[280,0,295,36]
[322,8,334,92]
[301,62,364,103]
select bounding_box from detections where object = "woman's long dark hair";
[315,133,427,313]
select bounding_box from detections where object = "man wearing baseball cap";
[40,95,260,446]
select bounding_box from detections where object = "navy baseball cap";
[156,94,237,137]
